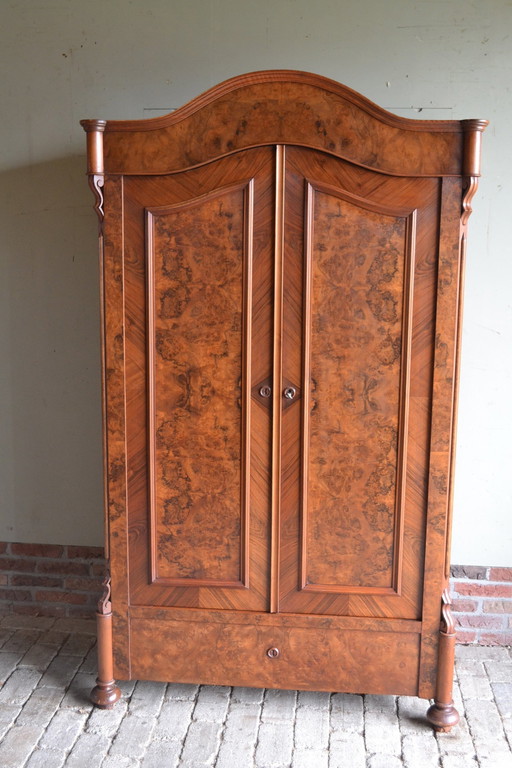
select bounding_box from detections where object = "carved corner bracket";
[440,587,455,636]
[97,570,113,615]
[461,176,479,227]
[88,174,105,225]
[460,117,487,228]
[81,118,106,231]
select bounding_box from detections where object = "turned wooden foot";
[427,589,459,732]
[90,577,121,709]
[90,678,121,709]
[426,700,460,732]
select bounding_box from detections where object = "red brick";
[36,560,89,576]
[34,590,88,605]
[0,574,8,586]
[0,542,7,554]
[64,576,102,592]
[10,543,64,558]
[86,592,100,604]
[451,599,479,612]
[34,604,68,617]
[482,600,512,614]
[67,546,104,560]
[453,582,512,598]
[67,606,97,619]
[455,615,505,630]
[0,558,37,573]
[91,563,106,578]
[450,565,487,580]
[455,630,477,644]
[479,631,512,646]
[12,604,41,616]
[10,575,63,589]
[0,588,33,601]
[489,567,512,582]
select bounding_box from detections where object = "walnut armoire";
[81,71,486,730]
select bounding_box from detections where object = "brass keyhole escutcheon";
[259,385,272,398]
[283,387,296,400]
[267,647,280,658]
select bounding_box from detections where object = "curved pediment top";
[83,70,487,177]
[102,70,461,134]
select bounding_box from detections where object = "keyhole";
[267,647,280,658]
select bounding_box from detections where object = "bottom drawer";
[125,614,421,696]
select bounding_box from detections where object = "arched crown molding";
[81,70,487,178]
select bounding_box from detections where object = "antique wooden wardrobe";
[81,71,486,730]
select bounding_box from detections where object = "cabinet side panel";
[102,175,131,678]
[419,176,464,698]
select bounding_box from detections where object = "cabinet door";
[278,147,442,620]
[121,148,274,612]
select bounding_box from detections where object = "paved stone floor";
[0,616,510,767]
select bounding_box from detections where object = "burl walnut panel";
[101,72,465,178]
[304,186,412,590]
[147,184,250,586]
[129,615,420,696]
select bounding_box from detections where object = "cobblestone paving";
[0,616,510,767]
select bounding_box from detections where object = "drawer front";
[126,615,423,696]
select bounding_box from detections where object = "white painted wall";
[1,0,510,564]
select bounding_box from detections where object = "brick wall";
[0,543,511,645]
[0,542,105,618]
[450,564,512,646]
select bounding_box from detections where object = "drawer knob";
[259,385,272,398]
[283,387,296,400]
[267,647,280,658]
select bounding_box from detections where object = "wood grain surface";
[101,72,466,178]
[304,184,408,590]
[83,71,486,705]
[147,183,249,586]
[278,148,436,621]
[129,615,421,696]
[101,176,131,679]
[125,148,274,613]
[418,176,465,698]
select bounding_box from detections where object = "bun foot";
[90,678,121,709]
[426,701,460,732]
